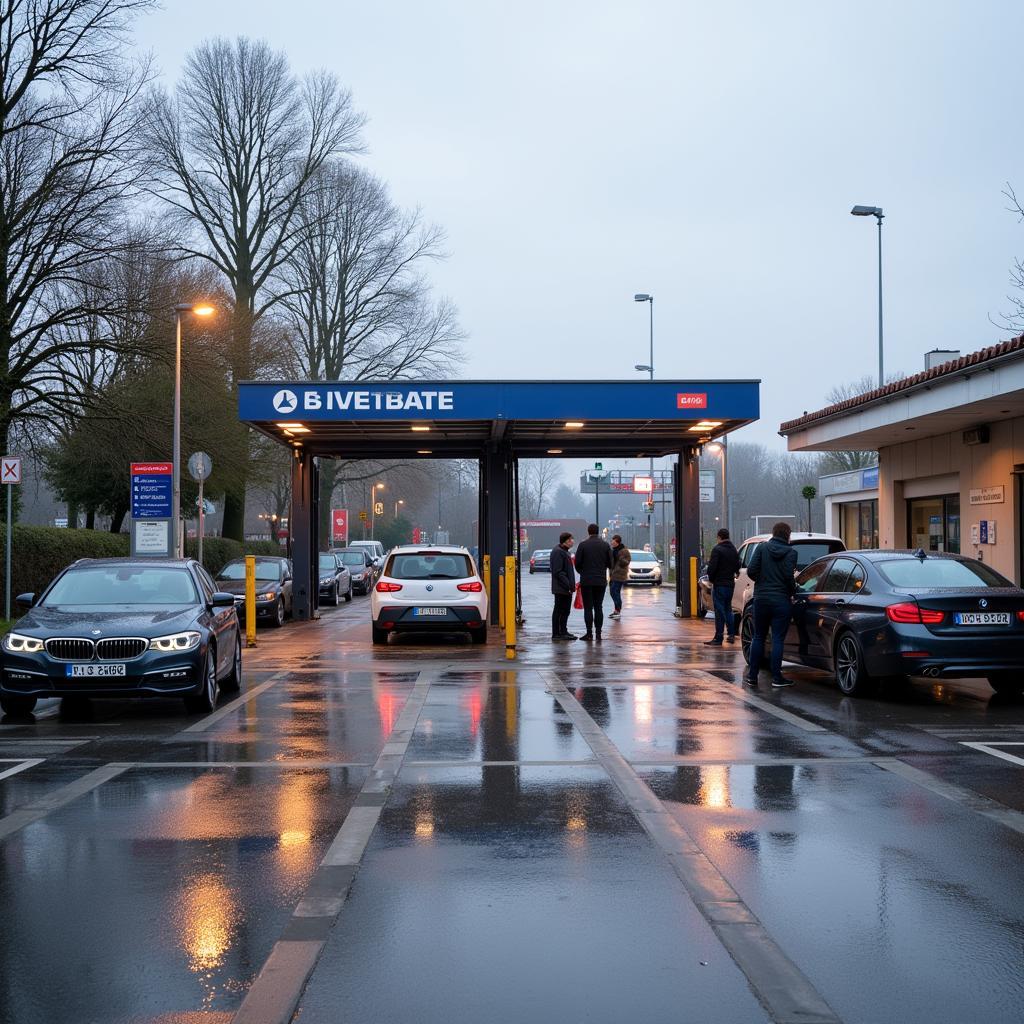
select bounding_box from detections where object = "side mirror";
[15,592,35,610]
[211,592,236,608]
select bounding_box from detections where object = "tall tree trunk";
[67,501,79,529]
[85,509,96,529]
[110,502,128,534]
[221,300,253,542]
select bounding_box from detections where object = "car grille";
[45,638,95,661]
[96,638,148,661]
[44,637,149,661]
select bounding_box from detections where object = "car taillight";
[458,581,483,592]
[375,581,403,593]
[886,602,944,624]
[1017,611,1024,622]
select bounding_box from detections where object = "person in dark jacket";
[704,528,740,646]
[573,523,614,641]
[745,521,798,687]
[549,532,577,641]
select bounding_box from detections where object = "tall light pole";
[172,302,215,558]
[706,438,728,531]
[634,292,656,554]
[394,498,404,518]
[370,481,384,539]
[850,206,884,387]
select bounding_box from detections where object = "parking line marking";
[232,668,437,1024]
[0,758,44,781]
[959,742,1024,768]
[873,758,1024,836]
[540,669,841,1024]
[180,671,288,733]
[0,762,132,842]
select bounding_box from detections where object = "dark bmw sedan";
[0,558,242,717]
[741,549,1024,696]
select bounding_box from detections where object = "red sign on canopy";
[332,508,348,545]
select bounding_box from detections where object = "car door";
[787,559,834,664]
[195,565,232,675]
[734,542,760,613]
[809,558,863,665]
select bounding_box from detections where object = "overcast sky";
[139,0,1024,463]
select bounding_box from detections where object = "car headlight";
[149,631,201,652]
[2,632,44,653]
[319,576,333,586]
[261,591,277,601]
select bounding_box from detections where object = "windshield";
[877,557,1011,589]
[791,541,844,569]
[632,552,658,563]
[387,552,474,580]
[319,554,338,571]
[218,560,282,582]
[44,566,198,606]
[339,552,366,566]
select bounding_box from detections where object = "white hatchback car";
[370,545,488,645]
[732,532,846,615]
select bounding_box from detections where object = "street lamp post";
[394,499,404,518]
[850,205,885,387]
[370,481,384,540]
[172,303,215,558]
[634,292,656,554]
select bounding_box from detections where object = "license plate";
[66,664,127,678]
[954,612,1010,625]
[413,607,448,617]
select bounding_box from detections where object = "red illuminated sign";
[676,393,708,409]
[331,508,348,544]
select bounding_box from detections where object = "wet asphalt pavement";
[3,576,1024,1023]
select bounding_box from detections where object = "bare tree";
[146,37,365,539]
[816,375,897,474]
[520,460,562,518]
[0,0,154,516]
[276,159,463,538]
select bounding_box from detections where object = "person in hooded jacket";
[745,521,797,687]
[704,527,740,645]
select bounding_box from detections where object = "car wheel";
[372,625,388,646]
[470,625,488,644]
[330,583,340,606]
[184,646,219,714]
[343,583,353,603]
[740,612,754,663]
[272,597,285,628]
[0,694,37,716]
[222,634,242,693]
[987,673,1024,696]
[834,632,873,696]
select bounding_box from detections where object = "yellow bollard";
[498,565,505,629]
[689,556,698,618]
[482,554,490,605]
[245,554,258,648]
[504,555,517,659]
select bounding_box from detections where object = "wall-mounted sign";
[700,487,715,503]
[969,486,1004,506]
[633,476,654,494]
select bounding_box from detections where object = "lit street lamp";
[172,302,215,557]
[370,481,385,539]
[705,438,729,533]
[850,205,885,387]
[634,293,656,554]
[394,498,405,518]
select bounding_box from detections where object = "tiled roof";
[779,335,1024,434]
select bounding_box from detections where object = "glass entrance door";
[908,495,960,553]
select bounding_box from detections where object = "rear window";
[532,550,549,558]
[338,551,366,566]
[387,552,474,580]
[791,541,845,569]
[876,558,1012,589]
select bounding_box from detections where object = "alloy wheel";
[836,636,860,694]
[206,647,219,707]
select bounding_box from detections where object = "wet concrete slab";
[295,765,771,1024]
[644,761,1024,1024]
[0,765,366,1024]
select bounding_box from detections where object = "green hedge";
[0,526,130,599]
[0,526,287,599]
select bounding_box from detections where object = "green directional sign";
[595,462,603,471]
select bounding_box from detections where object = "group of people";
[704,521,797,687]
[549,525,631,641]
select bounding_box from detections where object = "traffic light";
[644,501,655,513]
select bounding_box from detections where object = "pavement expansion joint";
[537,666,843,1024]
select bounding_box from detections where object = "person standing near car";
[574,523,614,641]
[746,521,798,687]
[704,528,740,645]
[609,534,631,619]
[550,532,577,641]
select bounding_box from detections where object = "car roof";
[71,558,197,568]
[387,544,471,555]
[741,532,843,544]
[842,549,972,563]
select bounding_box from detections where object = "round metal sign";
[188,451,212,482]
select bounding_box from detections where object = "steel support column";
[291,451,320,621]
[677,446,701,617]
[483,443,512,625]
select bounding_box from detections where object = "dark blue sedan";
[740,550,1024,696]
[0,558,242,716]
